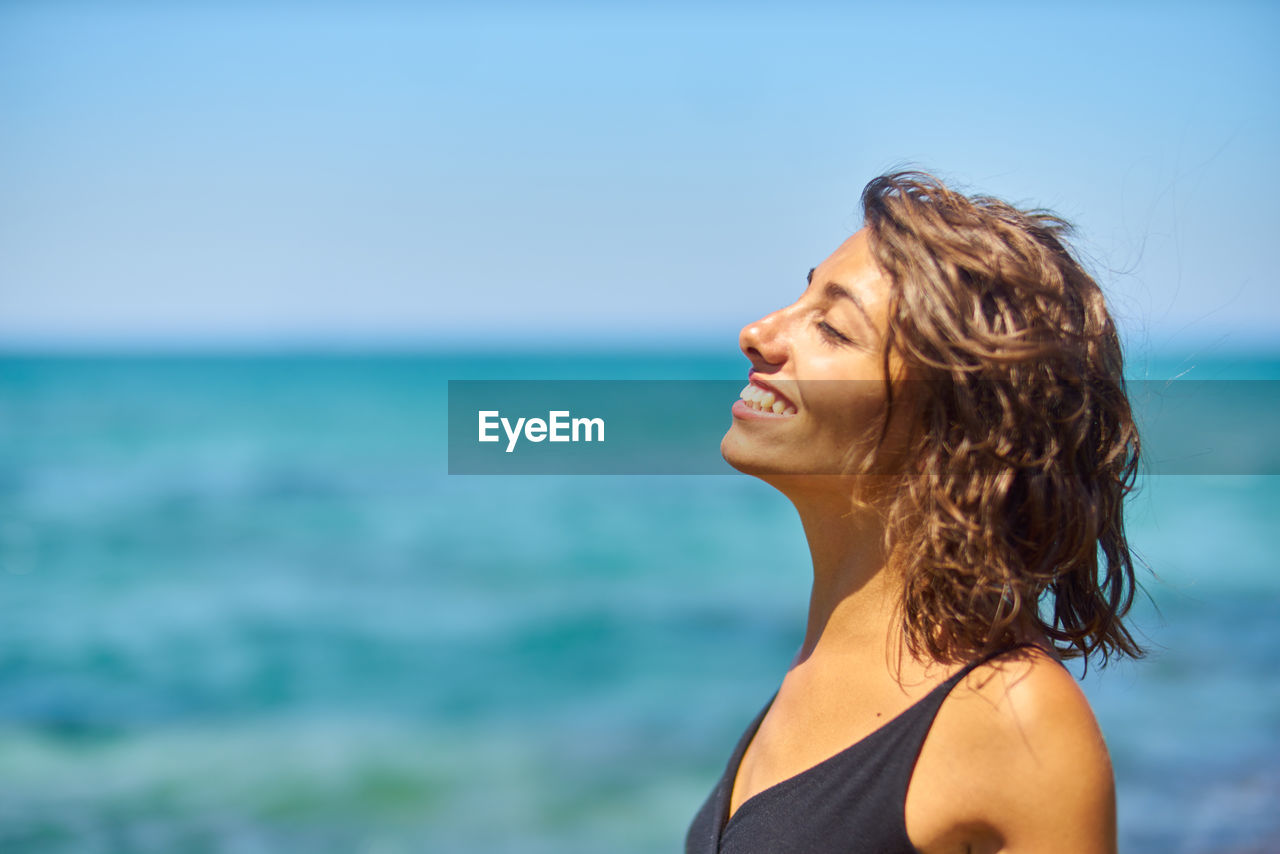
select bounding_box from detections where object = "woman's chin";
[721,433,817,482]
[719,431,777,476]
[722,433,887,505]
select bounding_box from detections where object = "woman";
[687,172,1144,854]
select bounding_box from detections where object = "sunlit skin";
[719,229,1119,854]
[721,229,912,491]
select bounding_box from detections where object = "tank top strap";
[933,641,1043,699]
[861,642,1045,829]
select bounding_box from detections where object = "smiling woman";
[689,171,1144,854]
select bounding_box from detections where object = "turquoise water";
[0,352,1277,853]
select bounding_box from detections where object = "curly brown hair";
[860,171,1145,667]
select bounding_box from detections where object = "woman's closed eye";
[817,319,853,347]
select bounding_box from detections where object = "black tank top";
[684,645,1039,853]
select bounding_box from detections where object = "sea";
[0,350,1277,854]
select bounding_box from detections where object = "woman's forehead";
[814,229,890,308]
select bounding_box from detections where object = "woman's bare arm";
[907,650,1118,854]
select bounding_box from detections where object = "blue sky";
[2,2,1277,354]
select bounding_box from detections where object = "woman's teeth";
[739,384,797,416]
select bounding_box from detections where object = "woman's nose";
[739,307,789,367]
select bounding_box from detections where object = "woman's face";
[721,228,911,490]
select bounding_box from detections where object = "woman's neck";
[785,485,1058,679]
[790,491,905,668]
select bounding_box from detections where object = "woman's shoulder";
[950,644,1098,739]
[906,645,1117,853]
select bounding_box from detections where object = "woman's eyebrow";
[808,267,876,335]
[828,286,876,337]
